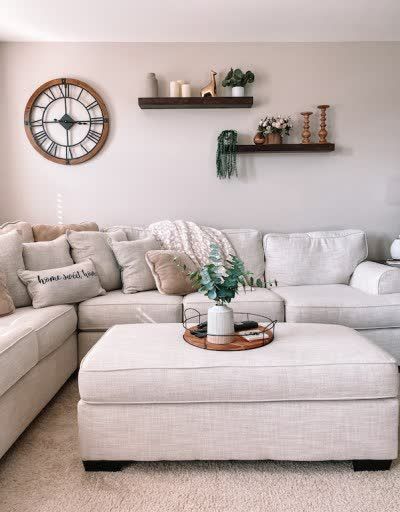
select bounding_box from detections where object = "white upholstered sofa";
[1,222,400,460]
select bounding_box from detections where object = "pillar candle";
[169,81,180,97]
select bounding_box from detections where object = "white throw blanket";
[148,220,234,267]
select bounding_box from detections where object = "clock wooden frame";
[24,78,109,165]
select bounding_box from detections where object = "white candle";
[181,83,191,97]
[169,81,180,97]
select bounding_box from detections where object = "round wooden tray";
[183,325,274,351]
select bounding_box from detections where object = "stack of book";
[386,259,400,267]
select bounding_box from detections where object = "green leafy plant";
[216,130,237,179]
[180,244,275,306]
[222,68,255,88]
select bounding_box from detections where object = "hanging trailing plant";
[216,130,238,179]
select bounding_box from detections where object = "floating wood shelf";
[138,97,253,109]
[236,143,335,153]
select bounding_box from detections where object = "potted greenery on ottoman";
[187,244,267,344]
[222,68,255,97]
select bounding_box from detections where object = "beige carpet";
[0,378,399,512]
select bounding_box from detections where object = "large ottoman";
[78,323,399,471]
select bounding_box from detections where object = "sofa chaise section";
[0,305,78,458]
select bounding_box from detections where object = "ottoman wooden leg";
[82,460,131,472]
[352,460,392,472]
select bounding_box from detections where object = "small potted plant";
[261,115,293,144]
[222,68,255,97]
[184,244,272,344]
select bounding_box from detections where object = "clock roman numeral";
[65,146,73,159]
[47,141,59,157]
[33,130,48,146]
[80,144,89,154]
[90,116,106,125]
[87,130,101,143]
[43,88,56,101]
[58,84,70,98]
[77,88,84,101]
[86,100,99,111]
[29,119,43,127]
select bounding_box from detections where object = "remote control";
[234,321,259,332]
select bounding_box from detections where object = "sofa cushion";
[32,222,99,242]
[18,260,106,309]
[263,229,367,286]
[0,230,31,307]
[0,304,77,360]
[183,287,285,322]
[79,290,183,331]
[23,235,73,270]
[103,225,149,241]
[0,221,34,243]
[222,228,264,282]
[79,323,398,404]
[275,284,400,329]
[67,230,126,291]
[109,237,160,293]
[0,326,38,397]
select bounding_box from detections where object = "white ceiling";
[0,0,399,42]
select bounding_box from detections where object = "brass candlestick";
[300,111,313,144]
[317,105,330,144]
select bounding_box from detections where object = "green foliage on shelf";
[216,130,238,179]
[222,68,255,88]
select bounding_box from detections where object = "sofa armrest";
[350,261,400,295]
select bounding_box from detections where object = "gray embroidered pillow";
[109,237,160,293]
[23,235,73,270]
[67,230,127,291]
[18,260,105,309]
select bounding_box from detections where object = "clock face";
[24,78,109,165]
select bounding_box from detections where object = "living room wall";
[0,42,399,259]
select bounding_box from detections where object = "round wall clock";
[24,78,109,165]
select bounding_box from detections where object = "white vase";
[232,86,245,97]
[144,73,158,97]
[390,238,400,259]
[207,304,234,344]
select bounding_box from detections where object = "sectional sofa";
[1,221,400,460]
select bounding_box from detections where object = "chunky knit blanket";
[148,220,234,267]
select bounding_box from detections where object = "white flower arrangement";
[257,115,293,136]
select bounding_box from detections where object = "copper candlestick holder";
[317,105,330,144]
[300,111,313,144]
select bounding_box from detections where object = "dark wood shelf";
[138,97,253,109]
[236,143,335,153]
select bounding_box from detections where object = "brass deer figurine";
[201,70,217,97]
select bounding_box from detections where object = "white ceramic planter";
[207,304,234,344]
[390,238,400,259]
[232,86,245,97]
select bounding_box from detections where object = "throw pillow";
[0,230,31,307]
[18,260,105,309]
[32,222,99,242]
[67,230,127,291]
[109,237,160,293]
[23,235,73,270]
[0,271,15,317]
[102,225,150,241]
[145,250,198,295]
[0,221,34,242]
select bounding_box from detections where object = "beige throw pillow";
[145,250,198,295]
[23,235,73,270]
[0,221,34,242]
[0,230,31,307]
[18,260,105,309]
[110,237,160,293]
[0,272,15,317]
[32,222,99,242]
[67,230,127,291]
